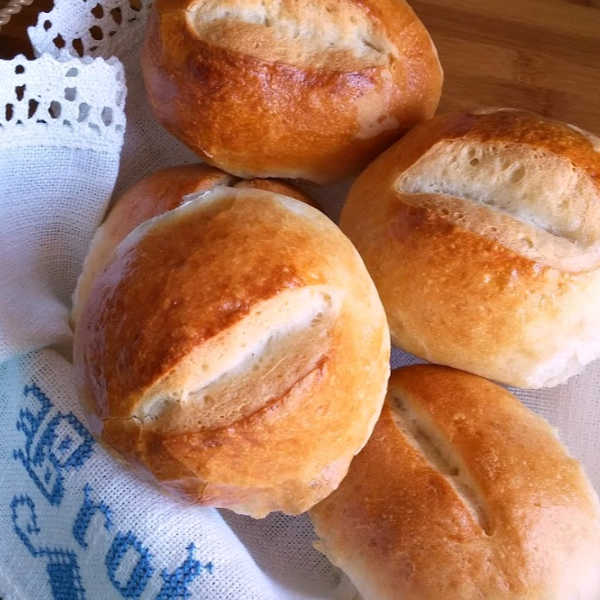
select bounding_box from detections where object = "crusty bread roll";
[311,365,600,600]
[340,108,600,388]
[141,0,443,183]
[71,164,315,328]
[73,182,390,517]
[234,178,316,206]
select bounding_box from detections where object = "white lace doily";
[28,0,152,60]
[0,54,126,151]
[29,0,199,200]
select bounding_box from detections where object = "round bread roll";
[71,164,315,328]
[234,178,316,205]
[73,182,390,517]
[141,0,443,183]
[340,108,600,388]
[310,365,600,600]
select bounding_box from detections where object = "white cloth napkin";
[0,1,598,599]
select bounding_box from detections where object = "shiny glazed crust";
[73,183,390,517]
[340,109,600,388]
[141,0,443,183]
[310,365,600,600]
[71,164,315,329]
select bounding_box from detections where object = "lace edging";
[0,54,126,152]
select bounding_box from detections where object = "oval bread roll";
[310,365,600,600]
[73,181,390,517]
[141,0,443,183]
[234,178,317,206]
[71,164,315,329]
[340,109,600,388]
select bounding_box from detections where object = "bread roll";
[340,108,600,388]
[234,178,317,207]
[73,183,390,517]
[311,365,600,600]
[141,0,443,183]
[71,164,314,328]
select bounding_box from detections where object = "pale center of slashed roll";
[395,140,600,270]
[186,0,393,70]
[390,394,491,535]
[136,286,339,432]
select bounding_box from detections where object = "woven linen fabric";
[0,1,596,599]
[0,54,125,362]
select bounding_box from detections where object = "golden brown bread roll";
[234,178,317,207]
[73,182,390,517]
[340,108,600,388]
[310,365,600,600]
[71,164,315,328]
[141,0,443,183]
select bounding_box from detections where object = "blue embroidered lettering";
[155,543,212,600]
[44,550,86,600]
[106,531,154,598]
[11,495,86,599]
[14,383,94,506]
[11,494,41,556]
[18,384,52,441]
[11,384,215,599]
[73,484,113,549]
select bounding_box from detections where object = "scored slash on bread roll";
[141,0,443,183]
[340,108,600,388]
[310,365,600,600]
[71,164,315,329]
[73,181,390,517]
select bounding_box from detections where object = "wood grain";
[411,0,600,134]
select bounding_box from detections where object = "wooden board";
[411,0,600,134]
[2,0,600,134]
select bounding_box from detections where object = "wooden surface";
[411,0,600,133]
[1,0,600,133]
